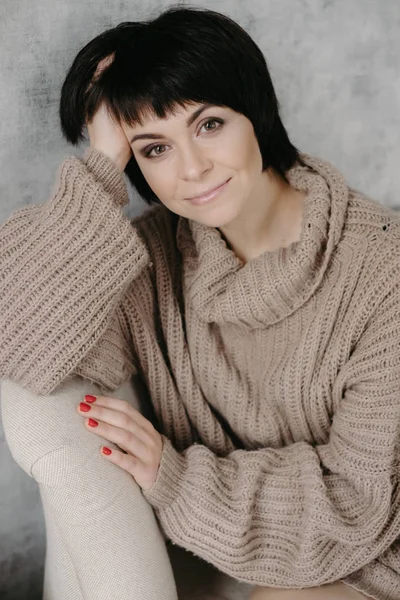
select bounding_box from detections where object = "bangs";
[86,66,203,130]
[83,15,253,129]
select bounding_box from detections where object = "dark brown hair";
[60,5,302,204]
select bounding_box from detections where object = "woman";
[1,6,399,599]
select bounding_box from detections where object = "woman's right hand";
[86,55,133,173]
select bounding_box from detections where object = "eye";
[201,118,223,133]
[144,144,167,158]
[142,118,224,159]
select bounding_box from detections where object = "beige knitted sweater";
[1,148,400,599]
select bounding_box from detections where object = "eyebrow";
[129,103,214,144]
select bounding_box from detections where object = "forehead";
[126,101,226,134]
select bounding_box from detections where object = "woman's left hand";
[77,394,163,491]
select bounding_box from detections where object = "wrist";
[82,147,130,207]
[90,145,128,173]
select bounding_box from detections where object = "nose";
[178,141,212,181]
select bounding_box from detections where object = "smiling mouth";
[185,178,231,204]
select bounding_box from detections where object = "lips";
[184,178,231,202]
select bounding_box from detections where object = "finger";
[86,53,115,94]
[82,416,152,464]
[94,53,115,79]
[99,445,137,474]
[83,395,155,434]
[99,445,154,490]
[78,402,153,448]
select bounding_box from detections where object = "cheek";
[238,131,260,166]
[218,126,260,172]
[137,161,172,196]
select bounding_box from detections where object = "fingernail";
[88,419,98,427]
[85,395,97,403]
[102,447,112,455]
[79,402,91,412]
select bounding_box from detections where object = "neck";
[218,168,305,264]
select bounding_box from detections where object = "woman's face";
[122,102,264,228]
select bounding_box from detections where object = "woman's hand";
[86,55,133,173]
[76,394,164,492]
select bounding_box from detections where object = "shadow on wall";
[0,552,45,600]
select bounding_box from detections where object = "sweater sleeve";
[0,148,150,395]
[142,271,400,589]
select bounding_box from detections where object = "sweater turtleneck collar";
[176,153,349,328]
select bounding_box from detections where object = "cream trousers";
[1,375,372,600]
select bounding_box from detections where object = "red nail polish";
[85,395,97,403]
[79,402,91,412]
[102,447,112,455]
[88,418,98,427]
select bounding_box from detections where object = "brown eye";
[145,144,166,158]
[202,118,223,132]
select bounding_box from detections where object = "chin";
[189,204,242,229]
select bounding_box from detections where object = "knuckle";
[120,414,131,429]
[120,430,134,447]
[141,444,154,464]
[144,428,156,443]
[146,421,156,434]
[145,441,157,462]
[147,448,156,463]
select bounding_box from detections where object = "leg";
[2,376,178,600]
[248,581,369,600]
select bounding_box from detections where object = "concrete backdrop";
[1,1,399,598]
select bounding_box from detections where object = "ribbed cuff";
[142,436,187,509]
[82,148,129,208]
[343,563,400,600]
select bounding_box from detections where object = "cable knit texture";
[1,148,400,599]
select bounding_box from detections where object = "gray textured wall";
[1,1,399,598]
